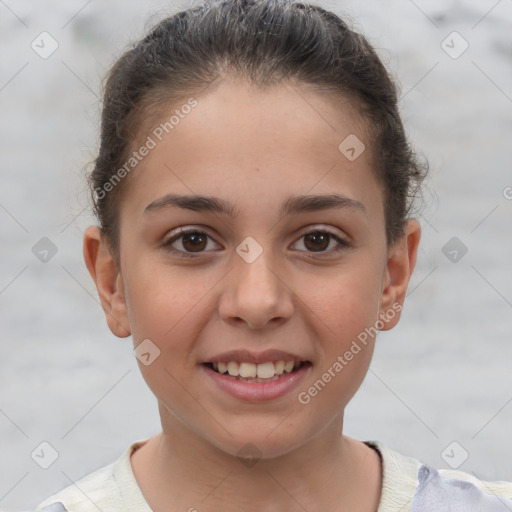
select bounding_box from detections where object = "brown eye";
[181,232,207,252]
[163,228,220,257]
[292,229,351,259]
[162,226,350,260]
[303,232,330,252]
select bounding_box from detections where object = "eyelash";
[161,226,351,260]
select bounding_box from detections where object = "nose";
[218,249,294,330]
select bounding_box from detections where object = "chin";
[205,426,308,463]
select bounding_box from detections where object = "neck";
[131,403,382,512]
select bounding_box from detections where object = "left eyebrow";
[143,193,367,217]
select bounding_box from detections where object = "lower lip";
[201,363,311,402]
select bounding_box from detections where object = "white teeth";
[284,361,294,373]
[239,362,257,378]
[274,360,285,375]
[211,360,302,379]
[256,361,274,379]
[227,361,239,376]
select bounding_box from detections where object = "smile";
[203,360,310,382]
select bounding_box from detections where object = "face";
[85,78,419,460]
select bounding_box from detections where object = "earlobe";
[83,226,131,338]
[378,219,421,330]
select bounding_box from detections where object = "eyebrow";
[143,193,367,217]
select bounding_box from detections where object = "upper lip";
[204,349,310,364]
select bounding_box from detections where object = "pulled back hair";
[88,0,428,266]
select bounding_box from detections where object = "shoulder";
[412,464,512,511]
[366,440,512,512]
[32,441,149,512]
[33,461,117,512]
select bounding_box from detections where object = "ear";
[378,219,421,330]
[83,226,131,338]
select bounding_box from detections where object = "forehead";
[119,79,381,224]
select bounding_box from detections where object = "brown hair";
[87,0,428,266]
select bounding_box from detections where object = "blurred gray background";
[1,0,511,510]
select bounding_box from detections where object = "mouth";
[202,360,311,383]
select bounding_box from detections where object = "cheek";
[126,268,204,408]
[298,263,383,337]
[295,258,383,400]
[125,259,213,343]
[296,283,379,415]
